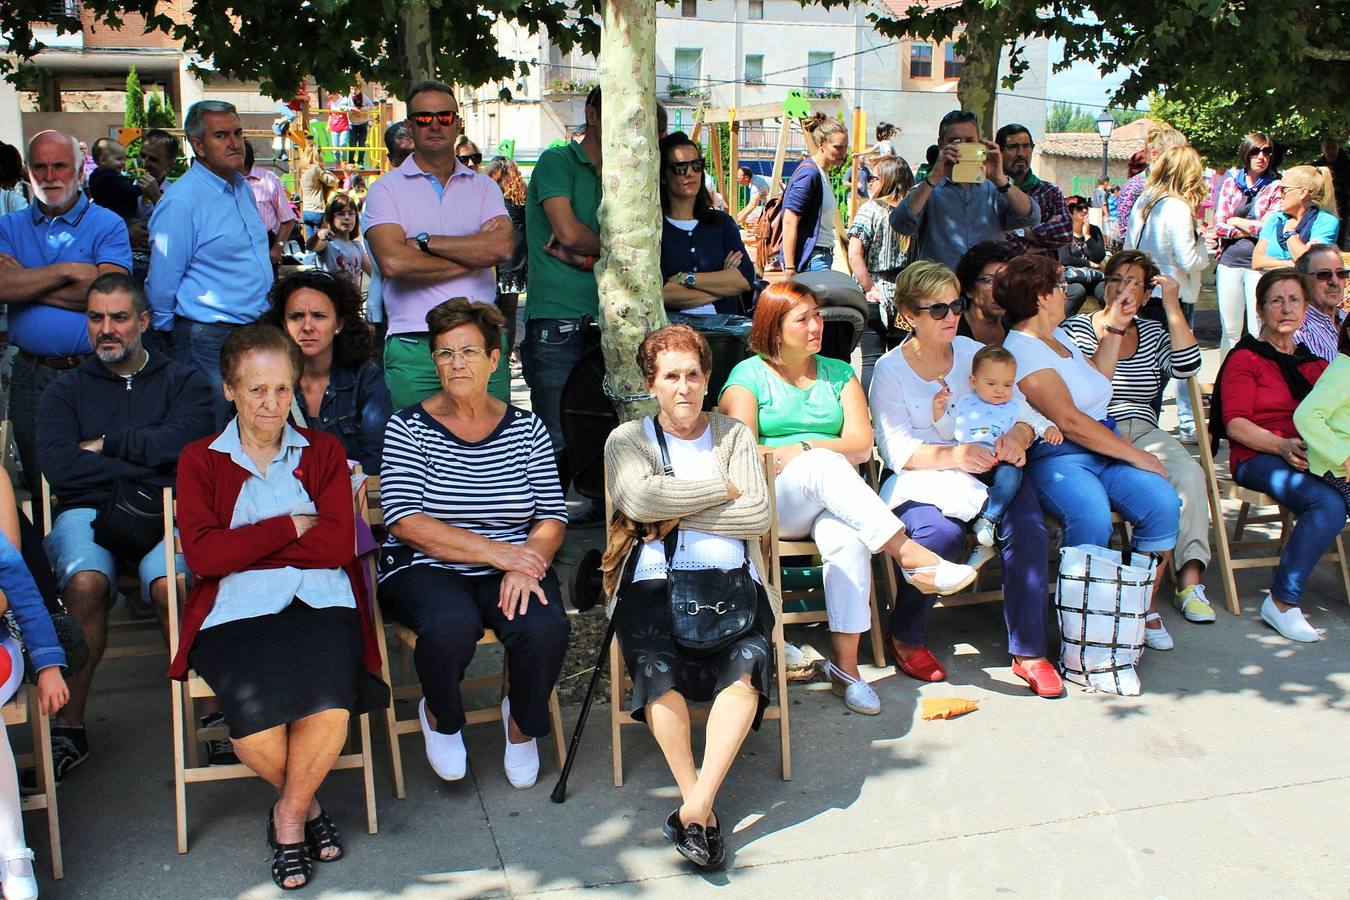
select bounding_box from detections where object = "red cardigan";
[1219,348,1329,472]
[168,427,381,681]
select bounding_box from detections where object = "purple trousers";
[889,478,1049,658]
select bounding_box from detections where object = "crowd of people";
[0,81,1346,892]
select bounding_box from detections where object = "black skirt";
[612,578,775,729]
[189,600,390,739]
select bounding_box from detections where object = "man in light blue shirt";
[890,109,1039,270]
[147,100,272,421]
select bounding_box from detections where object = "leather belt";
[16,350,86,370]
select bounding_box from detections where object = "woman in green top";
[720,281,975,716]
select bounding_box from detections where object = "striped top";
[1061,314,1203,427]
[378,404,567,580]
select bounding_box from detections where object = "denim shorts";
[43,507,186,605]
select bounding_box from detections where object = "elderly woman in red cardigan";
[169,324,387,891]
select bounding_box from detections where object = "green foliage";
[123,66,145,130]
[158,96,178,130]
[145,92,177,129]
[0,0,602,99]
[1148,90,1325,171]
[1047,102,1096,133]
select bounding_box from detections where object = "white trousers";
[774,449,902,634]
[1216,264,1262,355]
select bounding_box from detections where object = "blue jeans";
[980,460,1023,525]
[803,247,834,272]
[302,210,325,243]
[520,318,586,462]
[43,507,186,606]
[1232,453,1348,604]
[169,319,236,428]
[1026,438,1180,553]
[9,353,70,499]
[889,480,1050,657]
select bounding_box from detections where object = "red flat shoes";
[887,635,947,683]
[1012,658,1064,698]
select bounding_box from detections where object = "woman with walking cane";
[599,325,776,870]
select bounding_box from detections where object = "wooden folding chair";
[357,476,566,801]
[168,486,379,854]
[1188,377,1350,615]
[2,686,61,879]
[37,476,163,660]
[607,456,793,787]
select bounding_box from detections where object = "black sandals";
[304,806,345,863]
[268,809,314,891]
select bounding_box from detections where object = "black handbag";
[652,418,758,656]
[91,480,164,562]
[4,604,90,684]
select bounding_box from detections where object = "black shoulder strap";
[651,417,679,560]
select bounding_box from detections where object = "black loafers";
[705,809,726,869]
[664,809,710,867]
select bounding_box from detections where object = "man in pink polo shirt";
[242,143,297,266]
[364,80,512,406]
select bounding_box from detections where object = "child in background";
[936,345,1063,546]
[308,193,370,286]
[0,470,68,900]
[87,139,142,222]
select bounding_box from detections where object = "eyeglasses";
[667,159,706,176]
[915,298,967,319]
[1056,281,1070,294]
[1312,268,1350,283]
[1107,276,1146,289]
[411,109,458,127]
[432,346,488,364]
[457,152,482,166]
[1249,146,1275,158]
[973,275,996,286]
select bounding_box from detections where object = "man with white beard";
[0,130,131,499]
[34,272,213,782]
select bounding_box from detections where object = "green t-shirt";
[525,141,602,320]
[720,354,855,447]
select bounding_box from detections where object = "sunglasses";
[1249,146,1275,158]
[667,159,706,176]
[457,152,482,166]
[915,297,967,319]
[411,109,458,127]
[1312,268,1350,283]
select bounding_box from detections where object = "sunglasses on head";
[411,109,458,127]
[915,297,967,320]
[457,152,482,166]
[667,159,706,176]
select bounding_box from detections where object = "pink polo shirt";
[362,154,508,335]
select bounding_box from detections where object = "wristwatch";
[799,441,811,454]
[1105,324,1127,336]
[415,232,431,254]
[996,180,1013,194]
[681,272,697,287]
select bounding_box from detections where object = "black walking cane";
[552,547,613,803]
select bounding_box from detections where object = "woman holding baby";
[869,261,1063,698]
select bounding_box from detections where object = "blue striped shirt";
[378,404,567,579]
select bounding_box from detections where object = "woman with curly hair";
[484,155,528,355]
[263,270,392,473]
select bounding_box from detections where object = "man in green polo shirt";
[522,86,604,522]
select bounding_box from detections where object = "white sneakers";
[1143,612,1174,651]
[418,696,541,788]
[0,848,38,900]
[1260,595,1321,643]
[419,698,467,781]
[501,698,540,789]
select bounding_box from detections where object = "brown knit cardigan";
[602,413,779,617]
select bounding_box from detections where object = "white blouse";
[1004,328,1114,421]
[868,336,993,522]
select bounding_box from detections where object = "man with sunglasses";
[522,86,604,522]
[1294,242,1348,361]
[891,109,1038,270]
[364,79,513,408]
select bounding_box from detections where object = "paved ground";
[21,339,1350,899]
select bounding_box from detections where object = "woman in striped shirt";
[1062,249,1211,643]
[378,299,570,791]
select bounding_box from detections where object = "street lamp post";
[1095,111,1115,181]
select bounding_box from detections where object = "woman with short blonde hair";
[1253,165,1341,270]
